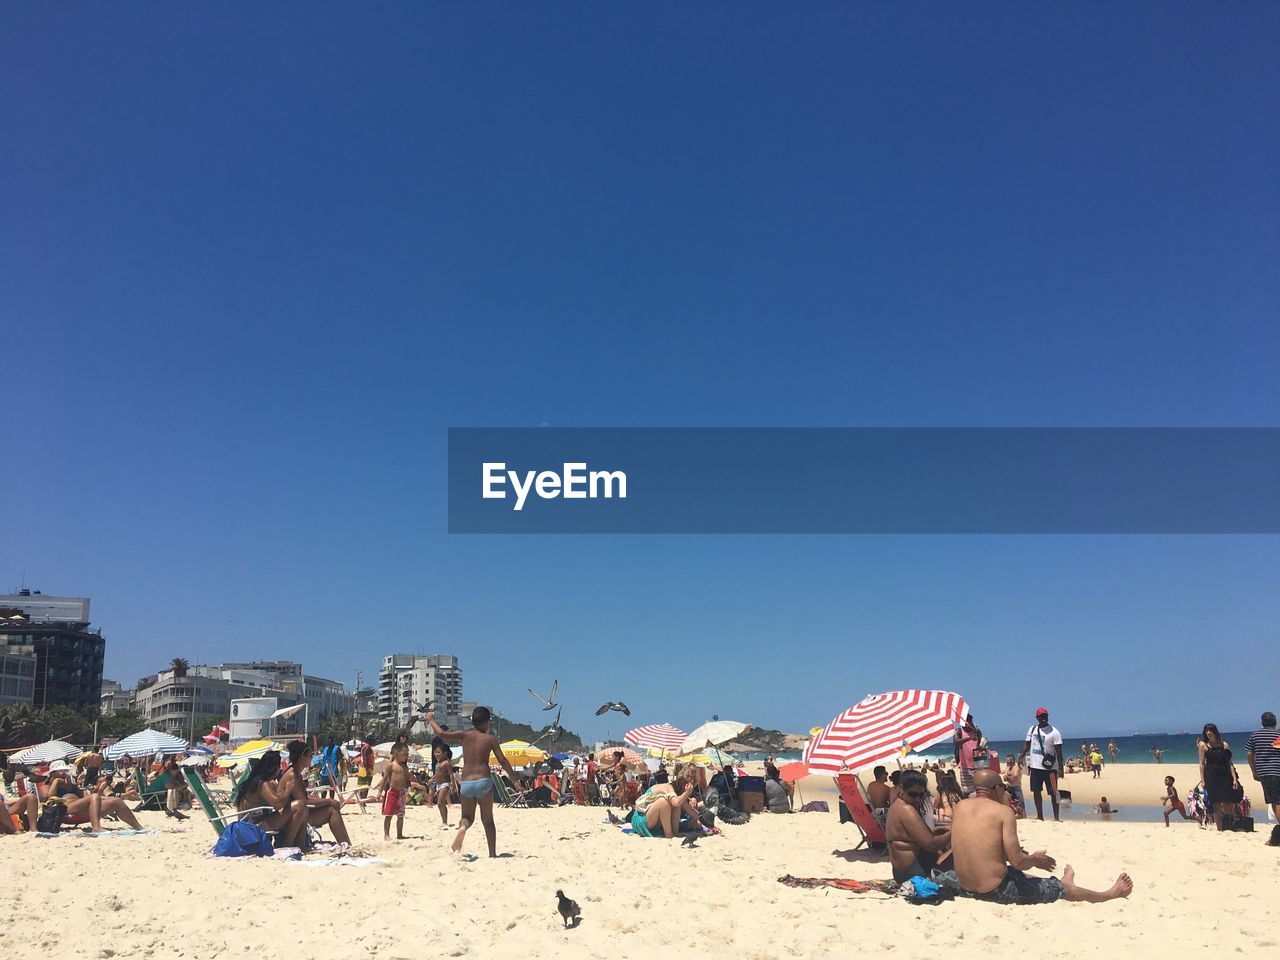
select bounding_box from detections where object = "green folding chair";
[182,766,275,839]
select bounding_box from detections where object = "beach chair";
[181,766,277,840]
[490,772,530,809]
[835,774,888,853]
[133,769,172,812]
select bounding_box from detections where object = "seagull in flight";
[595,701,630,717]
[528,679,559,711]
[531,706,563,746]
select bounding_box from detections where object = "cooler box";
[737,775,765,813]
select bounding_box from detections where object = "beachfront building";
[100,679,133,714]
[132,659,355,737]
[0,592,105,712]
[0,611,38,709]
[378,653,464,729]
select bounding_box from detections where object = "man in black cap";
[1018,708,1064,821]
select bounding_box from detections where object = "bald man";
[950,769,1133,905]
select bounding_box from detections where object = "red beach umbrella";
[624,723,688,754]
[804,690,968,773]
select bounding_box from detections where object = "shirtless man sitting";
[866,766,891,814]
[2,791,38,834]
[951,770,1133,905]
[885,770,952,883]
[429,706,518,857]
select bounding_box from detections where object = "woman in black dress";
[1198,723,1237,831]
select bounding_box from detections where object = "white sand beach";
[4,762,1275,960]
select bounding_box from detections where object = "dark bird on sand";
[681,833,700,848]
[529,680,559,711]
[555,889,581,928]
[594,701,630,717]
[606,809,626,826]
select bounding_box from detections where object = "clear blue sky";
[3,4,1277,742]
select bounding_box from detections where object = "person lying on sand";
[948,770,1132,905]
[886,770,952,883]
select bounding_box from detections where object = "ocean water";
[913,731,1259,766]
[744,731,1265,767]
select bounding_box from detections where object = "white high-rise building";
[378,654,463,730]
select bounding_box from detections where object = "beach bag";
[213,820,275,857]
[37,799,68,834]
[1221,814,1254,833]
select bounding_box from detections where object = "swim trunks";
[1029,768,1057,793]
[382,788,405,817]
[1261,776,1280,806]
[459,777,494,799]
[968,867,1063,905]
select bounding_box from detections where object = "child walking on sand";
[376,742,410,840]
[428,706,518,857]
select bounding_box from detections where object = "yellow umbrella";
[215,739,281,768]
[496,740,548,767]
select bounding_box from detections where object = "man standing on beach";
[1107,739,1119,764]
[1019,708,1064,822]
[428,706,518,857]
[950,769,1132,905]
[1246,711,1280,825]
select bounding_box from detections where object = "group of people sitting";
[233,740,352,848]
[881,767,1133,905]
[1,750,148,834]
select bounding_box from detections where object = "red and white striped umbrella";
[624,723,688,754]
[804,690,968,773]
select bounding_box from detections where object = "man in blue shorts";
[950,770,1133,905]
[429,706,518,857]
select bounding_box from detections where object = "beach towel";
[777,875,898,894]
[799,801,829,813]
[36,828,156,839]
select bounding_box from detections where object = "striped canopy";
[624,723,687,753]
[104,728,189,760]
[9,740,81,766]
[804,690,968,773]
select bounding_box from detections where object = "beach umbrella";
[625,723,688,754]
[215,739,281,768]
[777,761,809,782]
[10,740,81,766]
[679,721,750,756]
[497,740,548,766]
[104,729,189,761]
[804,690,968,774]
[188,744,214,755]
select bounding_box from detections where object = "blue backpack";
[213,820,274,857]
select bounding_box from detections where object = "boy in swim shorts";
[1161,775,1193,826]
[376,742,410,840]
[429,706,518,857]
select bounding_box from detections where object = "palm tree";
[170,657,190,678]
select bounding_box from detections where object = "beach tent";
[104,729,189,760]
[9,740,81,766]
[805,690,968,773]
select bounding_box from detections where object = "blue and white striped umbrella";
[10,740,81,766]
[104,728,189,760]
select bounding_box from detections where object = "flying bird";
[555,889,581,928]
[528,680,559,711]
[595,701,630,717]
[413,699,435,715]
[531,707,563,746]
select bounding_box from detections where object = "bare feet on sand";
[1062,864,1134,903]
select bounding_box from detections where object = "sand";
[3,763,1276,960]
